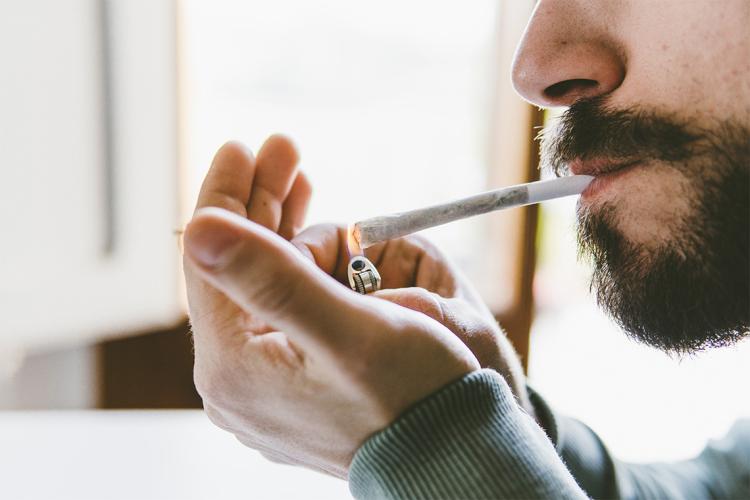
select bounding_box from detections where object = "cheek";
[599,165,694,249]
[613,1,750,118]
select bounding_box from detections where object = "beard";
[540,97,749,355]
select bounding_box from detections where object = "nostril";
[544,79,599,99]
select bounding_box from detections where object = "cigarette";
[348,175,593,254]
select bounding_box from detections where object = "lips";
[570,157,644,199]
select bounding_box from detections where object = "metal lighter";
[347,256,381,294]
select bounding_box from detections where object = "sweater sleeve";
[348,369,589,499]
[529,387,750,499]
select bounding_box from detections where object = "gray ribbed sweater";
[349,369,750,499]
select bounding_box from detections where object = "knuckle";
[407,288,445,320]
[431,292,451,323]
[195,192,248,216]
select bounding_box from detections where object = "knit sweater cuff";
[527,385,618,499]
[348,369,586,500]
[527,384,559,445]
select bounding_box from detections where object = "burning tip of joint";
[347,223,364,257]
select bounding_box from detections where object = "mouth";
[569,157,644,198]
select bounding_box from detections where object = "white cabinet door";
[0,0,183,351]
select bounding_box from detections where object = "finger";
[373,287,482,343]
[183,207,383,355]
[290,227,443,285]
[187,143,258,353]
[292,227,460,297]
[374,287,512,373]
[195,141,256,216]
[373,287,446,324]
[372,236,459,296]
[246,134,300,231]
[291,223,351,283]
[278,171,313,240]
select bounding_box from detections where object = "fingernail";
[185,220,241,269]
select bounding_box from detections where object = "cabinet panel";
[0,0,182,351]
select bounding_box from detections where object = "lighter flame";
[347,223,364,257]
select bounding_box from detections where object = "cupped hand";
[183,138,479,478]
[292,224,532,417]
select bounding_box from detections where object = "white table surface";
[0,410,351,500]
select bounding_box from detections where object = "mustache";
[539,96,701,177]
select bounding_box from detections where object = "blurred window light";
[181,0,499,291]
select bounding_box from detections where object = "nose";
[511,1,626,108]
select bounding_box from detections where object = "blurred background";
[1,0,748,498]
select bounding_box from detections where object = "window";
[180,0,534,312]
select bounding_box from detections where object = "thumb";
[184,207,374,353]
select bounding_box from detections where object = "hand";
[292,225,533,417]
[183,138,479,478]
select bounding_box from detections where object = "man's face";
[512,0,749,353]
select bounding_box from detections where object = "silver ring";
[348,256,382,294]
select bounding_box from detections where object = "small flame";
[347,223,364,257]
